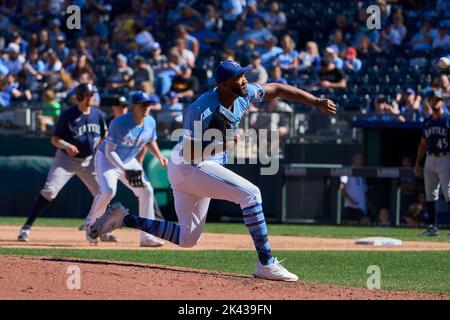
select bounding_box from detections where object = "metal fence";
[1,102,415,146]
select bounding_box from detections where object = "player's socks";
[243,203,274,266]
[22,194,50,230]
[123,214,180,245]
[426,201,436,226]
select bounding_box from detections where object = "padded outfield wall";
[0,135,364,221]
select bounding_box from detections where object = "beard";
[431,102,442,112]
[231,84,247,97]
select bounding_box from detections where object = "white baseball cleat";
[17,229,30,242]
[140,235,164,247]
[89,202,129,240]
[253,258,298,282]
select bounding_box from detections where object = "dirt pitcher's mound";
[0,255,448,300]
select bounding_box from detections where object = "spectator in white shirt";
[169,38,195,69]
[298,41,321,71]
[340,153,370,225]
[175,25,199,58]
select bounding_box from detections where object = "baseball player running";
[89,60,336,281]
[414,89,450,236]
[84,91,168,247]
[18,83,108,242]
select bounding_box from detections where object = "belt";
[181,138,234,163]
[427,151,447,157]
[60,148,92,159]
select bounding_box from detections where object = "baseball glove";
[125,170,144,188]
[208,106,238,142]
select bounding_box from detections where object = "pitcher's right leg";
[117,189,210,247]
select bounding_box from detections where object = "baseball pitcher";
[88,60,336,281]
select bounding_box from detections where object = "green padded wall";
[0,152,174,218]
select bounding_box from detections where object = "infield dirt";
[0,226,449,299]
[1,255,448,300]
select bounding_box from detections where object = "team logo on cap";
[255,88,264,100]
[229,60,240,67]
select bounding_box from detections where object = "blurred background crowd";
[0,0,449,130]
[0,0,450,226]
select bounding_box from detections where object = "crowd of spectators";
[0,0,449,134]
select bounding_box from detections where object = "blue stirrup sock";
[243,203,274,265]
[123,214,180,245]
[23,194,51,230]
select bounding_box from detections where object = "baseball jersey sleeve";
[148,116,157,142]
[247,83,265,104]
[104,118,122,147]
[421,120,426,139]
[53,112,68,140]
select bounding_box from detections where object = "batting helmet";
[75,83,95,102]
[116,95,128,107]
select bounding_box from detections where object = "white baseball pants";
[168,158,262,247]
[41,150,99,201]
[85,152,155,241]
[424,154,450,202]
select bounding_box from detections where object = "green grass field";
[0,216,449,242]
[0,248,449,294]
[1,216,449,295]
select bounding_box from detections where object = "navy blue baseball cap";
[214,60,252,85]
[131,91,160,105]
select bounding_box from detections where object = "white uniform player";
[85,91,168,246]
[89,60,336,281]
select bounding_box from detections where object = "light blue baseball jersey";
[99,112,157,164]
[180,83,265,164]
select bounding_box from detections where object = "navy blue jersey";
[422,114,450,153]
[54,105,107,158]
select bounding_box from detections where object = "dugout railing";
[282,164,420,226]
